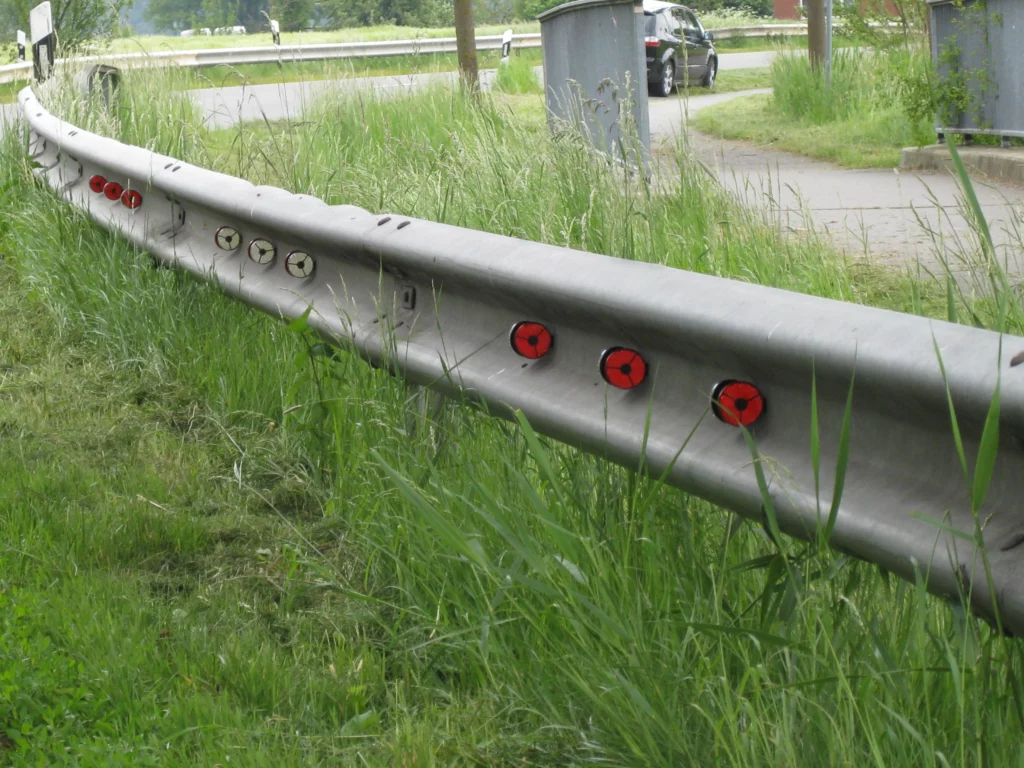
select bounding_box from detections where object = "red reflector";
[645,36,660,48]
[121,189,142,209]
[510,321,553,359]
[712,380,766,427]
[600,347,647,390]
[103,181,124,201]
[88,175,106,193]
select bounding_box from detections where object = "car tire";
[702,57,717,89]
[656,60,674,98]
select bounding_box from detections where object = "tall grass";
[1,70,1023,765]
[771,47,935,145]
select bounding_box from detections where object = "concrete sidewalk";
[652,90,1024,279]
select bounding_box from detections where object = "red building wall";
[774,0,898,20]
[774,0,801,19]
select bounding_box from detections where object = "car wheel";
[702,57,717,89]
[657,60,674,97]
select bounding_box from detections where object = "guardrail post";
[29,1,55,83]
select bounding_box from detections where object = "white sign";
[17,30,26,47]
[270,20,280,35]
[29,2,53,45]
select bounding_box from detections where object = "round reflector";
[600,347,647,390]
[88,175,106,193]
[285,250,315,278]
[247,238,276,265]
[215,226,241,251]
[103,181,123,201]
[121,189,142,209]
[510,321,553,359]
[712,380,766,427]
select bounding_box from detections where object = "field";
[1,67,1023,765]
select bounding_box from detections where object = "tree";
[145,0,269,33]
[0,0,134,52]
[454,0,477,88]
[274,0,315,31]
[806,0,825,70]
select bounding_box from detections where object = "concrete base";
[900,144,1024,186]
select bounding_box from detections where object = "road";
[191,50,777,128]
[1,50,775,130]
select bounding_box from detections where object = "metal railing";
[17,85,1024,635]
[0,23,821,85]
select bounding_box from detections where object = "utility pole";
[824,0,833,86]
[454,0,479,90]
[806,0,826,71]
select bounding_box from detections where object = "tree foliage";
[0,0,133,51]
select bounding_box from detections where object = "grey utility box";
[539,0,650,162]
[928,0,1023,142]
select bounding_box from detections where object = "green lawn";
[1,71,1021,765]
[694,92,931,168]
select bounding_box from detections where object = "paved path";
[651,89,1024,280]
[0,49,777,131]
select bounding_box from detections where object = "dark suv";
[644,0,717,97]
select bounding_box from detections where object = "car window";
[644,13,657,36]
[684,10,703,36]
[664,10,682,36]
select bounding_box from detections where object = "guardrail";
[0,22,822,86]
[17,85,1024,635]
[0,34,543,84]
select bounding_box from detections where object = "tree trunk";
[806,0,826,71]
[454,0,479,90]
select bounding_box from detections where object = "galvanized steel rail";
[0,23,818,85]
[18,86,1024,634]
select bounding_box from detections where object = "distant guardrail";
[0,23,822,85]
[18,84,1024,635]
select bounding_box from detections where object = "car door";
[677,8,707,84]
[675,7,708,83]
[661,9,685,85]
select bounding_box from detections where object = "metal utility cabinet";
[928,0,1023,143]
[538,0,651,161]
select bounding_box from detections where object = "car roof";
[644,0,685,13]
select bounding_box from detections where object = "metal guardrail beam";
[0,23,824,85]
[17,86,1024,634]
[0,34,543,84]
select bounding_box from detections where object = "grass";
[0,59,765,106]
[695,47,936,169]
[2,67,1024,765]
[106,22,544,54]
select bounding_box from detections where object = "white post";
[500,28,513,66]
[29,2,54,82]
[270,19,280,46]
[16,30,26,61]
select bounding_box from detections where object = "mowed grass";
[695,47,936,169]
[1,70,1023,765]
[107,22,543,54]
